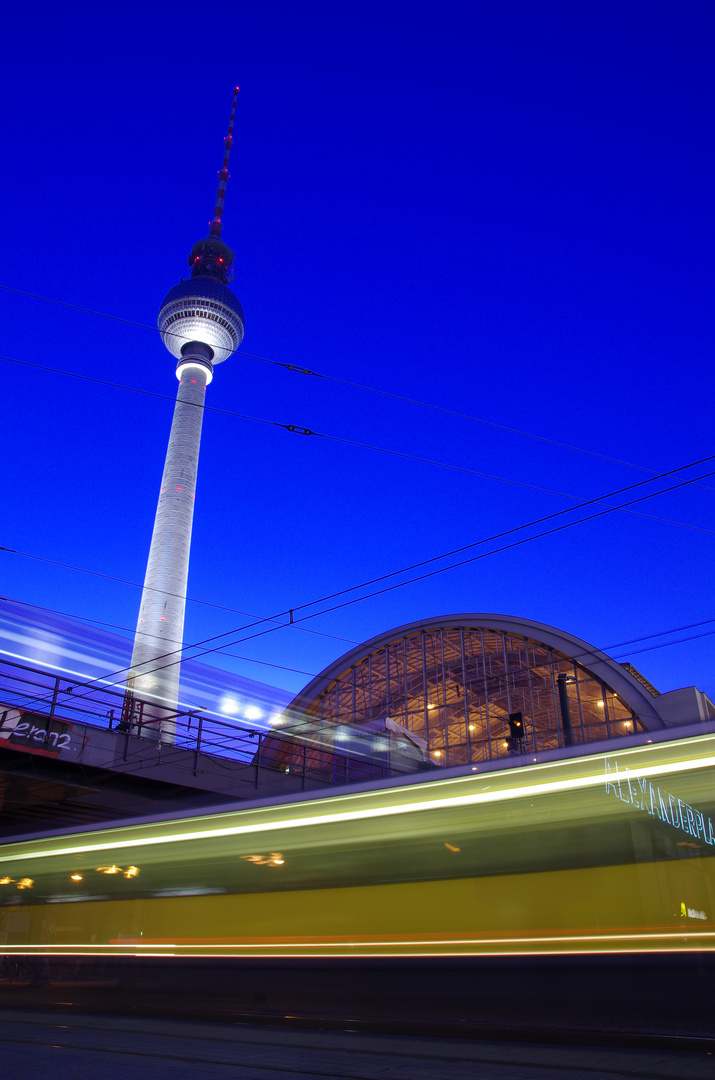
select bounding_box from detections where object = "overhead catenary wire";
[11,455,715,704]
[2,621,707,790]
[4,592,715,685]
[15,453,715,709]
[120,621,715,764]
[2,281,714,491]
[2,288,713,709]
[1,350,713,539]
[160,465,715,675]
[0,552,358,647]
[1,222,711,768]
[610,627,715,660]
[6,605,715,781]
[0,594,327,679]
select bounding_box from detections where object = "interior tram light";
[0,877,33,889]
[241,852,285,866]
[597,701,604,708]
[70,874,83,881]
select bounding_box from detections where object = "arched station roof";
[289,614,664,731]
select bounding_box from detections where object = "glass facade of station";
[296,626,645,768]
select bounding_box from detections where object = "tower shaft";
[128,355,210,737]
[128,87,245,742]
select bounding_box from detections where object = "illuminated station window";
[281,623,645,772]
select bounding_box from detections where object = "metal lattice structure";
[278,616,667,772]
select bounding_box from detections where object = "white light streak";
[0,928,713,959]
[3,750,715,864]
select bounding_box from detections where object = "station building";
[265,614,715,775]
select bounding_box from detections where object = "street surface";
[0,1008,712,1079]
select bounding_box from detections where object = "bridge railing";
[0,655,401,787]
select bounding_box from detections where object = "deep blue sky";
[1,2,714,700]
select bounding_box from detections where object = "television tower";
[127,88,245,739]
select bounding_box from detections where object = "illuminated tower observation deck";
[128,89,245,738]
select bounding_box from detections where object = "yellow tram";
[1,733,713,959]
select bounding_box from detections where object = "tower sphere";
[158,274,245,365]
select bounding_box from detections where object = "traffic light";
[508,711,525,740]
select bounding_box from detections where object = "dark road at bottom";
[0,1009,712,1080]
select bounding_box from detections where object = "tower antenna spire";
[209,86,239,239]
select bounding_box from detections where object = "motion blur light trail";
[1,738,714,861]
[0,596,292,731]
[0,732,713,957]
